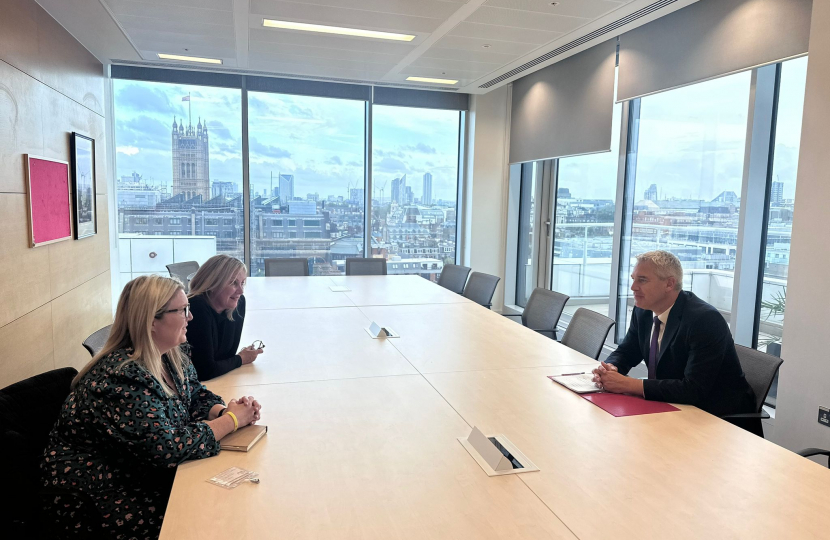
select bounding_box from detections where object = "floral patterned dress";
[41,346,225,539]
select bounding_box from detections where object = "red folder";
[581,393,680,417]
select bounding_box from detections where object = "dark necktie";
[648,316,661,380]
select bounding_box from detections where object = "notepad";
[220,425,267,452]
[548,373,603,394]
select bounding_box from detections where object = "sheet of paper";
[206,466,258,489]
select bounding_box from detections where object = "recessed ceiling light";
[406,76,459,85]
[263,19,415,41]
[158,53,222,64]
[550,2,559,6]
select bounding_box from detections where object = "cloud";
[117,146,139,156]
[289,104,315,119]
[376,157,409,173]
[347,161,362,167]
[250,138,292,159]
[327,156,342,165]
[403,143,436,154]
[116,84,174,114]
[374,148,406,159]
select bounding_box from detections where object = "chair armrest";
[797,448,830,458]
[501,313,522,319]
[721,411,770,420]
[530,329,557,339]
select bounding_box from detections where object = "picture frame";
[26,155,72,247]
[71,132,97,239]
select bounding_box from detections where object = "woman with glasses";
[186,254,262,380]
[41,274,262,540]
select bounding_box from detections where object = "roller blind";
[509,38,617,164]
[618,0,811,102]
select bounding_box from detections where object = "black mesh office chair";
[264,258,309,276]
[437,264,471,295]
[82,325,112,357]
[720,345,783,437]
[166,261,200,292]
[504,288,570,339]
[0,367,100,538]
[462,272,500,309]
[560,308,615,360]
[345,257,387,276]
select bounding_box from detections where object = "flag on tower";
[182,96,190,102]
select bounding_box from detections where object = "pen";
[559,372,585,376]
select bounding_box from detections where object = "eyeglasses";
[251,340,265,350]
[156,304,191,319]
[231,279,247,290]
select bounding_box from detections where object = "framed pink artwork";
[26,155,72,247]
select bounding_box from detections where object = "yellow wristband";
[225,411,239,432]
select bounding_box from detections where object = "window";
[618,72,752,333]
[248,92,365,276]
[515,162,538,307]
[372,105,461,281]
[224,218,233,226]
[272,219,282,226]
[553,101,622,317]
[113,80,243,275]
[305,219,321,227]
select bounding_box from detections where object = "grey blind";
[373,87,469,111]
[509,38,617,164]
[618,0,812,102]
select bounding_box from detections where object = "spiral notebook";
[220,425,268,452]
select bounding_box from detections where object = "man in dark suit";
[592,250,756,417]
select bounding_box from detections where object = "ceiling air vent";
[479,0,678,89]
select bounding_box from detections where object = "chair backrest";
[264,258,310,277]
[82,324,112,357]
[560,308,615,360]
[0,367,78,529]
[166,261,200,291]
[346,257,387,276]
[437,264,472,295]
[523,288,570,334]
[735,344,783,413]
[462,272,500,308]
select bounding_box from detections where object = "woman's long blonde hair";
[187,254,247,320]
[72,274,186,396]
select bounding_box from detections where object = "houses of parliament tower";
[172,116,210,201]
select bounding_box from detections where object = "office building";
[422,173,433,205]
[171,117,210,201]
[279,174,295,202]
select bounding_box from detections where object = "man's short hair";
[636,250,683,291]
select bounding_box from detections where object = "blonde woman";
[41,275,261,540]
[186,254,262,380]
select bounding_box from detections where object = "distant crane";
[377,180,387,205]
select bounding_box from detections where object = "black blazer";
[186,294,245,381]
[607,291,756,416]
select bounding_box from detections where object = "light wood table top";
[162,376,577,540]
[358,302,598,374]
[243,276,355,310]
[203,307,418,388]
[424,367,830,540]
[330,274,473,306]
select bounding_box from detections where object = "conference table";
[161,276,830,540]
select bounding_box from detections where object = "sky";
[556,56,807,202]
[112,79,461,202]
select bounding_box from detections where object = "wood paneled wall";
[0,0,112,388]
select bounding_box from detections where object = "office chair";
[560,308,615,360]
[0,367,99,538]
[82,324,112,357]
[166,261,200,292]
[504,288,570,339]
[345,257,387,276]
[264,258,310,276]
[720,345,783,437]
[437,264,471,295]
[462,272,500,309]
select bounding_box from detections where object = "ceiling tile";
[106,1,233,26]
[248,51,394,73]
[105,0,233,11]
[249,40,405,65]
[447,21,562,45]
[420,46,518,65]
[484,0,628,19]
[250,0,443,34]
[117,15,235,38]
[433,34,539,56]
[128,28,237,50]
[257,0,464,20]
[465,5,590,32]
[249,27,416,55]
[409,55,502,73]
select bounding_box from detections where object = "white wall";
[464,86,511,311]
[773,0,830,452]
